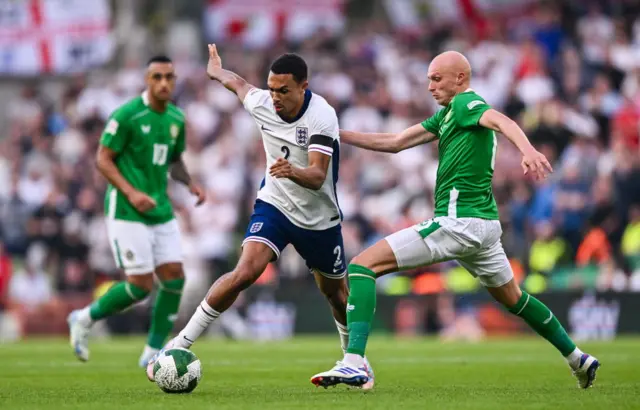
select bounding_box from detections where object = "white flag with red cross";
[0,0,113,75]
[204,0,345,49]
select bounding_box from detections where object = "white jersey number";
[152,143,168,166]
[281,145,290,160]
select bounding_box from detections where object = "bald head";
[427,51,472,106]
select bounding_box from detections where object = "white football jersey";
[243,88,342,231]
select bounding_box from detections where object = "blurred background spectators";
[1,0,640,339]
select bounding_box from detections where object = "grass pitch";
[1,336,638,409]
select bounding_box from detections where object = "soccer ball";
[153,348,202,393]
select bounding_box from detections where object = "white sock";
[344,353,364,368]
[565,347,584,369]
[335,320,349,354]
[77,306,94,327]
[176,301,220,349]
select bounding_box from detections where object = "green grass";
[1,336,638,410]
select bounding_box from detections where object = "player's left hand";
[521,149,553,180]
[269,158,295,179]
[189,183,206,206]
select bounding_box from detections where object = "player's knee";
[127,274,154,293]
[486,279,522,309]
[155,262,184,282]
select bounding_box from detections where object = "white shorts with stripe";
[385,216,513,288]
[106,218,183,275]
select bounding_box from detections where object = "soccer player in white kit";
[146,45,374,389]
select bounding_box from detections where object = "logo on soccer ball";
[295,126,308,146]
[170,124,179,139]
[125,250,134,261]
[249,222,263,233]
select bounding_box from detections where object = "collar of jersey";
[449,88,475,106]
[280,89,312,124]
[142,91,150,106]
[141,91,166,114]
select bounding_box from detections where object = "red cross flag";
[0,0,113,75]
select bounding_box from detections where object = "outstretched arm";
[206,44,254,102]
[340,124,437,153]
[479,108,553,179]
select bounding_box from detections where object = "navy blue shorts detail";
[242,200,346,278]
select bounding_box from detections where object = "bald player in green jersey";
[310,51,600,390]
[67,55,205,367]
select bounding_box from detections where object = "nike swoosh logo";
[543,312,553,324]
[261,124,273,132]
[183,335,194,343]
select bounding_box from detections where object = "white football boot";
[67,310,90,362]
[571,353,601,389]
[310,360,369,388]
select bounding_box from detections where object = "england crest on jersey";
[249,222,263,233]
[296,126,309,146]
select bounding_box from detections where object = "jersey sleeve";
[172,123,186,161]
[452,93,491,128]
[242,88,270,113]
[421,109,443,135]
[308,103,339,157]
[100,108,131,153]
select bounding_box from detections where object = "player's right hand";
[127,190,157,213]
[207,44,222,77]
[521,149,553,180]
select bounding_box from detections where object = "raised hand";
[207,44,223,78]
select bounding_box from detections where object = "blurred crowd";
[2,0,640,333]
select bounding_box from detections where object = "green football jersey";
[100,93,186,225]
[421,90,499,220]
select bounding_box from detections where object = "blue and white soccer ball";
[153,348,202,393]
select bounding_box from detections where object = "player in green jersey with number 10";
[67,56,205,367]
[311,51,600,390]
